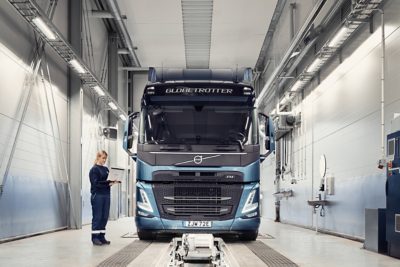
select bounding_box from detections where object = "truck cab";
[124,68,274,240]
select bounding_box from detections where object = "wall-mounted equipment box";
[326,176,334,195]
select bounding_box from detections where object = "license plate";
[185,221,212,228]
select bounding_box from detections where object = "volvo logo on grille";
[175,154,221,165]
[193,155,203,164]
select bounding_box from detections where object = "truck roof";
[142,68,255,107]
[147,67,253,84]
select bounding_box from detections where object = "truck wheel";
[241,231,258,241]
[137,230,155,240]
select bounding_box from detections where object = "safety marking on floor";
[246,241,298,267]
[258,233,274,239]
[97,240,152,267]
[121,232,138,238]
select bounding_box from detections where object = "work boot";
[92,234,103,246]
[99,233,111,245]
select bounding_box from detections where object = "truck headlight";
[137,189,153,213]
[242,189,258,213]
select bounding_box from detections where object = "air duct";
[106,0,141,67]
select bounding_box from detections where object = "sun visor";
[142,83,255,106]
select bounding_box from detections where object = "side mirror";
[258,113,275,161]
[127,112,140,149]
[265,139,270,151]
[123,112,140,160]
[129,112,140,120]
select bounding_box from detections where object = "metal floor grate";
[246,241,298,267]
[97,240,151,267]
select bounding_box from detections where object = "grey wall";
[260,0,400,239]
[132,73,148,112]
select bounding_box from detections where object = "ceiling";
[117,0,278,69]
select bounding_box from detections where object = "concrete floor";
[0,217,399,267]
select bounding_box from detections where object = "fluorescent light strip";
[279,94,290,106]
[69,59,86,74]
[108,102,117,110]
[328,26,349,48]
[92,85,105,96]
[119,114,127,121]
[32,17,57,40]
[306,57,323,73]
[290,80,303,92]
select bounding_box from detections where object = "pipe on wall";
[106,0,141,67]
[372,8,385,167]
[255,0,328,108]
[379,10,385,164]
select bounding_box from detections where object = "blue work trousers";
[91,193,110,233]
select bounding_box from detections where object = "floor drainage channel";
[97,240,152,267]
[246,240,298,267]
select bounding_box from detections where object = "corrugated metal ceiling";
[117,0,277,69]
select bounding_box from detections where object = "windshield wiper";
[235,140,244,152]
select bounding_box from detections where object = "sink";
[307,200,329,207]
[273,190,293,199]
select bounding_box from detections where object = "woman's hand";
[108,180,122,186]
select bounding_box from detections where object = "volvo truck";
[123,68,274,240]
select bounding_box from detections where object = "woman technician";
[89,150,120,246]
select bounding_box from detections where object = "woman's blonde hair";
[94,150,108,165]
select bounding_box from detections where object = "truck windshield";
[142,105,256,145]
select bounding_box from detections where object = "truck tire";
[241,230,258,241]
[137,230,155,240]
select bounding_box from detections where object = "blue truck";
[123,68,274,240]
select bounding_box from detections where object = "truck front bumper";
[135,215,260,234]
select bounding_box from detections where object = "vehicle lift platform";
[97,233,298,267]
[167,234,234,267]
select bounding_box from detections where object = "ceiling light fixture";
[108,102,117,110]
[119,114,127,121]
[328,26,349,48]
[279,93,291,107]
[32,17,57,40]
[290,80,305,92]
[69,59,86,74]
[306,57,323,73]
[92,85,105,96]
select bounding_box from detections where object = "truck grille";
[153,182,243,220]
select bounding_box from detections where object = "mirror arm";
[129,111,140,120]
[260,151,273,163]
[126,151,138,161]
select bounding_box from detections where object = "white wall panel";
[0,0,70,240]
[81,91,109,224]
[261,0,400,239]
[260,156,277,220]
